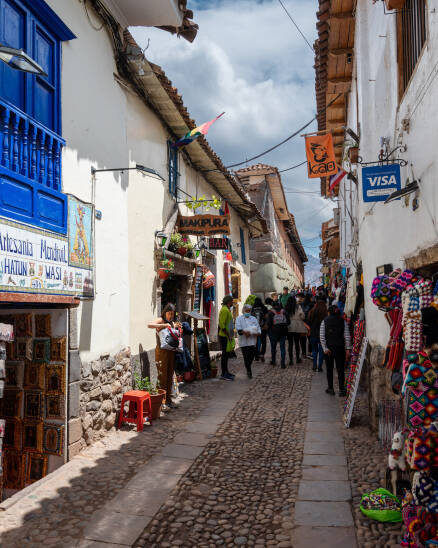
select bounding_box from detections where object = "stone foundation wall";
[79,348,133,446]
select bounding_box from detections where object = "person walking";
[286,294,307,365]
[307,296,327,372]
[320,305,351,397]
[236,304,261,378]
[280,287,290,309]
[267,301,289,368]
[148,303,180,408]
[218,295,235,381]
[252,297,268,362]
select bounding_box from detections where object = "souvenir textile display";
[0,312,69,496]
[346,318,365,395]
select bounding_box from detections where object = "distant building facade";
[236,164,307,298]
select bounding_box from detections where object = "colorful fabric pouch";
[360,488,402,522]
[407,386,438,429]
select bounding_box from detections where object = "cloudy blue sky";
[131,0,333,278]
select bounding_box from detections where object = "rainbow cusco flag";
[172,112,225,148]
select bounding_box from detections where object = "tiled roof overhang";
[315,0,356,196]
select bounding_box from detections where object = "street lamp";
[0,45,47,76]
[91,164,165,181]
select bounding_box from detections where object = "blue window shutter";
[168,141,178,196]
[240,227,246,265]
[0,0,26,111]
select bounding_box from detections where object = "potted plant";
[134,373,166,420]
[158,259,174,280]
[184,240,195,258]
[168,232,183,253]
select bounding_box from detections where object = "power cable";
[278,160,307,173]
[222,93,342,170]
[277,0,314,53]
[224,118,315,169]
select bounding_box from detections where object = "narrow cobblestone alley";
[0,357,369,548]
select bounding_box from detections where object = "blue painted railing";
[0,98,67,234]
[0,97,65,191]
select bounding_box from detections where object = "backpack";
[253,307,265,328]
[272,309,287,326]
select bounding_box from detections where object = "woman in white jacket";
[236,304,261,378]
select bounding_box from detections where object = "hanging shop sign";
[177,214,230,236]
[193,264,203,312]
[362,164,401,203]
[305,133,337,178]
[0,215,93,298]
[208,237,229,250]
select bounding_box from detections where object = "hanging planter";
[177,246,188,256]
[158,268,169,280]
[385,0,405,9]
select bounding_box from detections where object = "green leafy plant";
[186,195,222,211]
[161,259,175,271]
[134,373,160,394]
[169,233,184,251]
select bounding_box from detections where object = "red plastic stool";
[118,390,152,431]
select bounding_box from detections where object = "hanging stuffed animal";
[388,430,407,495]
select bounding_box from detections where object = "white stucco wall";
[339,0,438,347]
[46,0,251,360]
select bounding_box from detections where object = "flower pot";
[348,146,359,164]
[385,0,405,9]
[210,368,218,378]
[149,389,166,420]
[184,371,196,383]
[158,268,169,280]
[176,374,183,383]
[177,247,188,256]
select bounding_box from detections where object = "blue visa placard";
[362,164,401,202]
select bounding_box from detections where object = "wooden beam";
[328,77,352,84]
[329,12,354,20]
[329,48,354,56]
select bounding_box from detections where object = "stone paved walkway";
[292,371,357,547]
[0,357,368,548]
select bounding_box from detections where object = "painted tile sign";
[68,196,93,269]
[0,215,93,297]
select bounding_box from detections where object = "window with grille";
[397,0,427,97]
[167,140,179,196]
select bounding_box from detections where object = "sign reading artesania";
[177,214,230,236]
[362,164,401,202]
[0,217,93,297]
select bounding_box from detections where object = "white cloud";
[131,0,328,257]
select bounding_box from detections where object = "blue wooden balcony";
[0,98,67,234]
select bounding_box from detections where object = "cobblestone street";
[0,355,393,548]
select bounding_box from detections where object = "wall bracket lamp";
[0,44,47,76]
[91,163,165,181]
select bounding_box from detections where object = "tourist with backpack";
[252,297,268,362]
[267,301,290,368]
[320,305,351,397]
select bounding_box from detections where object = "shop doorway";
[161,275,189,321]
[0,307,68,500]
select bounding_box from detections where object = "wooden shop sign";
[208,237,229,250]
[177,214,230,236]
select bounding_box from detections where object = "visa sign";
[362,164,401,202]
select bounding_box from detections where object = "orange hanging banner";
[305,132,338,178]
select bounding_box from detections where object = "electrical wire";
[277,0,314,53]
[224,118,315,169]
[278,160,307,173]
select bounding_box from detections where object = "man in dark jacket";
[267,302,290,368]
[320,305,351,397]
